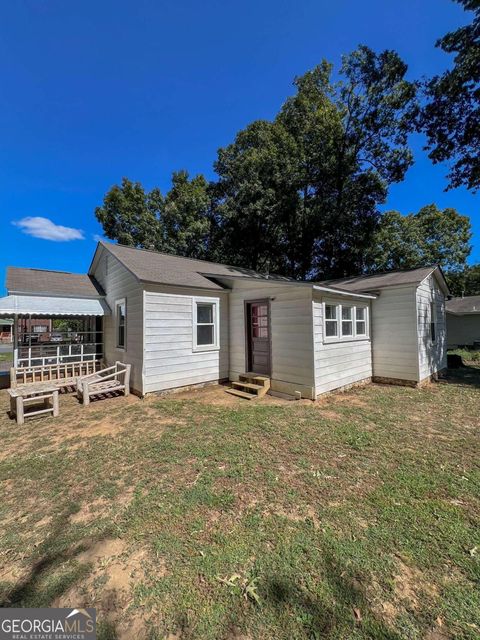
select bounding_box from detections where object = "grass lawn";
[0,351,13,363]
[0,369,479,640]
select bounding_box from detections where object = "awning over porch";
[0,295,111,317]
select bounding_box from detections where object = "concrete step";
[225,388,257,400]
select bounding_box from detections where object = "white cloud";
[13,216,85,242]
[93,233,105,243]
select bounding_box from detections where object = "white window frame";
[324,304,339,338]
[323,301,369,343]
[115,297,127,350]
[355,306,367,337]
[193,297,220,352]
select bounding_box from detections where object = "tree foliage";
[447,263,480,296]
[419,0,480,191]
[95,177,162,250]
[366,204,472,273]
[214,46,417,278]
[95,45,478,283]
[95,172,212,259]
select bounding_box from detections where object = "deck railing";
[15,330,103,368]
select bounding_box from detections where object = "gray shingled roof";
[100,242,296,290]
[6,267,104,297]
[320,266,437,292]
[446,295,480,314]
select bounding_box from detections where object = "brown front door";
[246,301,271,375]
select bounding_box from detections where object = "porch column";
[13,314,18,367]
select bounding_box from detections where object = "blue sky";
[1,0,478,293]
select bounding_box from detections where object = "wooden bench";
[77,361,131,406]
[8,383,59,426]
[10,360,103,391]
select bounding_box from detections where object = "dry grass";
[0,367,479,640]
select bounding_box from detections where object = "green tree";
[162,171,213,259]
[95,177,163,249]
[419,0,480,191]
[95,173,214,258]
[212,120,300,273]
[214,46,417,278]
[447,263,480,296]
[366,204,472,273]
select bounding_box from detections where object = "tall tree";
[419,0,480,191]
[214,46,417,278]
[162,171,213,259]
[366,204,472,272]
[212,120,300,273]
[447,263,480,296]
[95,177,163,249]
[95,173,214,258]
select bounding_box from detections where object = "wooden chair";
[76,361,131,406]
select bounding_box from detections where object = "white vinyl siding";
[228,281,315,398]
[370,284,419,381]
[416,275,447,380]
[92,250,144,393]
[313,294,372,395]
[143,286,229,394]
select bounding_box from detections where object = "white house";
[0,242,449,398]
[446,296,480,348]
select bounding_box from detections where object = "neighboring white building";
[0,242,450,398]
[446,296,480,348]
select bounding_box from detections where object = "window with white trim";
[341,306,353,336]
[116,298,126,349]
[325,304,338,337]
[355,307,367,336]
[193,299,219,350]
[324,302,369,341]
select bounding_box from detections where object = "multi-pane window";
[252,304,269,338]
[116,299,126,348]
[341,306,353,336]
[355,307,366,335]
[325,304,338,337]
[194,299,219,349]
[32,325,47,333]
[324,302,368,341]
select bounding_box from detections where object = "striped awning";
[0,295,111,317]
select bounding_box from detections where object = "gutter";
[313,285,377,300]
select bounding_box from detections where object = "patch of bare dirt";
[170,384,295,406]
[393,559,438,609]
[54,538,160,639]
[264,504,321,529]
[70,497,109,524]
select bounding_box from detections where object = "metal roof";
[446,295,480,315]
[0,295,110,317]
[6,267,105,298]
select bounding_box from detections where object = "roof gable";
[320,266,448,294]
[91,242,296,291]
